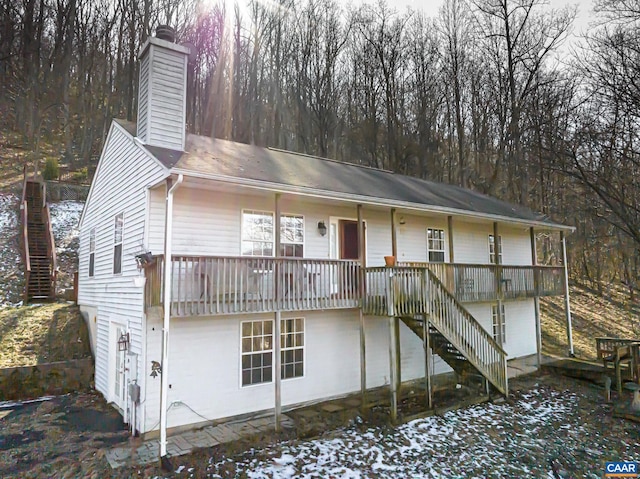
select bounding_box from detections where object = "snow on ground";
[0,193,22,306]
[170,386,632,479]
[49,200,83,252]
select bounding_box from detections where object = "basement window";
[89,228,95,277]
[427,228,445,263]
[281,318,304,379]
[113,213,124,274]
[492,303,506,345]
[241,320,273,386]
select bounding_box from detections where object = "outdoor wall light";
[317,221,327,236]
[118,332,130,351]
[135,252,154,269]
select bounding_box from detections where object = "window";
[242,211,304,257]
[281,318,304,379]
[489,234,502,264]
[242,210,274,256]
[492,303,506,344]
[89,228,95,277]
[113,213,124,274]
[241,320,273,386]
[280,215,304,257]
[427,228,446,263]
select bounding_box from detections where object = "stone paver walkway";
[105,415,295,468]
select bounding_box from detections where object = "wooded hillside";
[1,0,639,290]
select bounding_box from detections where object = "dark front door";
[340,220,359,259]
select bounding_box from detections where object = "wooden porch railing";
[362,266,508,394]
[399,262,565,301]
[20,201,30,303]
[145,255,361,316]
[43,204,57,295]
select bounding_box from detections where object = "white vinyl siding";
[147,46,187,150]
[77,121,168,433]
[136,53,150,141]
[143,309,452,433]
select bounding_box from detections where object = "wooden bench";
[596,337,640,394]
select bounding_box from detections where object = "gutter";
[169,168,575,233]
[160,173,183,460]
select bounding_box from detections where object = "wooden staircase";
[21,178,57,302]
[401,269,508,395]
[363,266,508,396]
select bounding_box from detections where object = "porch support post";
[160,174,183,462]
[274,310,282,431]
[389,316,398,423]
[447,215,454,263]
[390,208,398,261]
[423,314,432,409]
[530,227,542,369]
[560,231,574,356]
[493,222,504,347]
[357,205,367,410]
[274,193,282,431]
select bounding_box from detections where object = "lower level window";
[492,303,506,344]
[281,318,304,379]
[241,320,273,386]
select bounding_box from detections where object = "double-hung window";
[240,318,305,386]
[489,234,502,264]
[281,318,304,379]
[242,210,304,257]
[492,303,506,344]
[113,213,124,274]
[89,228,96,277]
[280,215,304,257]
[241,320,273,386]
[242,210,274,256]
[427,228,446,263]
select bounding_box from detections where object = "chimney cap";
[156,25,176,43]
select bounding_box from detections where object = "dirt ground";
[1,371,639,479]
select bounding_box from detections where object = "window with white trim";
[280,215,304,257]
[281,318,304,379]
[489,234,502,264]
[89,228,96,277]
[427,228,446,263]
[241,319,273,386]
[492,303,506,344]
[113,213,124,274]
[242,210,274,256]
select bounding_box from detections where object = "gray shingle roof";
[114,119,569,229]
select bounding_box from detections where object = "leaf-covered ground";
[0,303,91,368]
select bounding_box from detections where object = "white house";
[77,28,573,456]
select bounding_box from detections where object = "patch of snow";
[199,387,611,478]
[49,200,83,249]
[175,465,185,473]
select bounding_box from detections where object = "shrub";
[71,167,88,183]
[42,157,59,181]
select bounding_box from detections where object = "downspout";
[160,173,183,461]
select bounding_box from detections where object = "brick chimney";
[136,25,190,151]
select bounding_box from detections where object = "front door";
[340,220,359,260]
[330,218,363,295]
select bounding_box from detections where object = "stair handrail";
[424,269,508,395]
[21,200,31,302]
[43,203,57,297]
